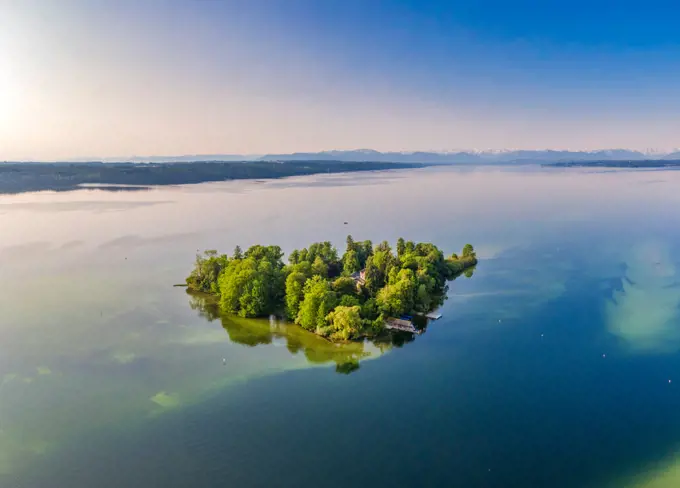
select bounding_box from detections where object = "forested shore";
[0,161,424,194]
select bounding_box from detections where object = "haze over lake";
[2,165,680,487]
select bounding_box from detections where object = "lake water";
[2,165,680,487]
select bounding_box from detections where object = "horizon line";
[5,147,680,162]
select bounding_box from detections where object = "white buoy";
[222,358,226,365]
[602,354,606,358]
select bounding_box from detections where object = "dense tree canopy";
[186,250,229,293]
[323,306,363,341]
[216,246,285,318]
[376,268,417,317]
[296,275,337,332]
[332,276,359,297]
[186,238,477,341]
[285,271,307,320]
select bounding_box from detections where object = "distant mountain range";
[40,148,680,164]
[64,154,258,163]
[257,149,680,164]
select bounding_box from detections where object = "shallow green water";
[2,166,680,487]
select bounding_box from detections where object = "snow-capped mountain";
[257,149,668,163]
[62,149,680,164]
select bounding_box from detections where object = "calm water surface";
[2,166,680,487]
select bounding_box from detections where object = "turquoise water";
[2,166,680,487]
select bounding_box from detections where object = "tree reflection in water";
[187,292,433,374]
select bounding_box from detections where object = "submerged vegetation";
[186,237,477,342]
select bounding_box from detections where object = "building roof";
[350,269,366,285]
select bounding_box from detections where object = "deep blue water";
[3,166,680,487]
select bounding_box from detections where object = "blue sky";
[2,0,680,159]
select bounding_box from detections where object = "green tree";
[292,241,340,277]
[360,297,379,320]
[332,276,358,297]
[285,271,307,320]
[339,294,361,308]
[342,249,361,275]
[400,253,419,271]
[307,242,338,266]
[238,278,268,317]
[356,240,373,268]
[376,240,392,253]
[363,256,383,295]
[376,269,416,317]
[346,234,355,253]
[233,245,243,260]
[325,305,363,341]
[257,258,284,305]
[363,249,398,294]
[415,283,431,312]
[370,314,386,334]
[186,250,229,293]
[396,237,406,258]
[296,276,337,332]
[290,261,313,280]
[462,244,475,258]
[373,249,398,279]
[244,245,284,264]
[312,255,328,277]
[218,258,257,314]
[216,245,284,317]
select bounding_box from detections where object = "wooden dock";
[385,318,418,333]
[415,312,443,320]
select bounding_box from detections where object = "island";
[185,236,477,342]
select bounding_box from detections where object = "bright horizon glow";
[2,0,680,160]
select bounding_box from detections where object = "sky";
[2,0,680,160]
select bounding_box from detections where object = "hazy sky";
[2,0,680,160]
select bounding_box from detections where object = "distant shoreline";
[543,160,680,168]
[0,160,426,195]
[6,158,678,195]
